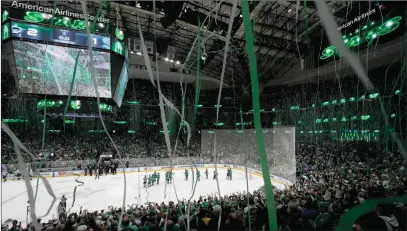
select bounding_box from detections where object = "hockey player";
[2,169,7,182]
[61,195,67,209]
[148,175,152,187]
[184,169,189,181]
[205,168,209,179]
[229,168,232,180]
[165,171,170,184]
[95,166,100,180]
[143,175,147,188]
[197,169,200,181]
[14,169,23,180]
[89,163,93,176]
[151,174,155,186]
[156,172,160,185]
[213,170,218,180]
[28,168,33,180]
[169,171,174,184]
[114,159,119,175]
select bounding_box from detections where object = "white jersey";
[2,170,7,176]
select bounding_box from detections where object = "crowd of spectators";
[2,130,406,231]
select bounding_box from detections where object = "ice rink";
[1,168,286,223]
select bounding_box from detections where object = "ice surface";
[1,168,285,224]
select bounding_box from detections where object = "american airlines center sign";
[10,1,110,23]
[320,16,402,60]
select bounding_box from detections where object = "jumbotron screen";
[13,40,111,98]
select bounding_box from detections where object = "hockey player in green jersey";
[197,169,201,181]
[205,168,209,179]
[165,171,170,184]
[169,171,173,184]
[151,174,155,186]
[156,172,160,185]
[185,169,189,180]
[148,175,152,187]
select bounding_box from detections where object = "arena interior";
[1,1,406,231]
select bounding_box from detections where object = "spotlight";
[164,57,169,61]
[201,53,208,61]
[136,52,142,55]
[130,51,134,54]
[240,14,242,17]
[176,61,180,64]
[136,3,141,8]
[170,59,174,63]
[288,9,292,13]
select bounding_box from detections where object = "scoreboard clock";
[52,28,76,43]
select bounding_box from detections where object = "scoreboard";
[2,8,125,54]
[11,21,111,50]
[2,7,128,107]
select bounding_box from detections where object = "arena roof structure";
[2,0,405,90]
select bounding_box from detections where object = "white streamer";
[1,123,57,230]
[79,2,127,231]
[212,1,238,230]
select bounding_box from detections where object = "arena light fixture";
[201,53,208,61]
[136,3,141,8]
[175,60,180,64]
[136,52,142,55]
[113,121,129,124]
[164,57,169,62]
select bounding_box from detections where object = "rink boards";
[3,164,292,187]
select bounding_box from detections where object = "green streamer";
[336,195,407,231]
[241,1,278,230]
[63,53,81,125]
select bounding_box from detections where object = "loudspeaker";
[167,46,175,60]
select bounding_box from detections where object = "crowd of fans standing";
[1,130,406,231]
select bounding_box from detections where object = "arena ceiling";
[2,0,351,87]
[112,0,350,87]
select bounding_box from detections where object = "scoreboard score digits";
[53,29,76,43]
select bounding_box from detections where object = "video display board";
[13,40,111,98]
[113,49,129,107]
[11,22,110,50]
